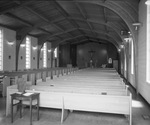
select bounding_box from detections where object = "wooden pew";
[6,85,132,125]
[6,68,132,125]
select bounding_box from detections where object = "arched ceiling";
[0,0,140,49]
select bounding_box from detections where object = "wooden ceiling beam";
[52,32,119,49]
[23,6,76,42]
[68,17,122,39]
[23,6,64,32]
[52,34,86,48]
[75,2,87,19]
[78,27,121,44]
[79,28,107,35]
[103,7,107,23]
[0,23,15,30]
[74,0,139,3]
[89,38,107,44]
[70,39,89,45]
[53,0,82,42]
[24,6,49,22]
[5,13,33,27]
[39,28,63,42]
[4,12,64,44]
[74,1,97,39]
[4,13,61,41]
[38,28,77,45]
[39,28,53,35]
[75,2,98,37]
[102,7,109,35]
[53,0,86,41]
[0,1,36,15]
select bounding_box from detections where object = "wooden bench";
[6,85,132,125]
[6,68,132,125]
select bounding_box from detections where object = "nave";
[0,68,150,125]
[0,81,150,125]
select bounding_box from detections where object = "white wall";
[39,47,43,69]
[47,42,52,68]
[52,46,59,67]
[18,36,38,70]
[18,38,26,70]
[77,43,108,68]
[138,0,150,104]
[31,37,38,69]
[3,27,16,71]
[39,42,52,68]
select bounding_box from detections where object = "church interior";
[0,0,150,125]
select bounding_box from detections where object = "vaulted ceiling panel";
[69,30,82,36]
[27,1,64,22]
[57,1,79,14]
[106,8,123,22]
[81,30,93,36]
[69,13,85,19]
[48,37,59,42]
[96,35,109,41]
[58,34,71,40]
[0,15,23,29]
[41,24,61,34]
[9,8,43,24]
[29,29,45,36]
[113,1,138,21]
[76,20,89,30]
[0,0,139,47]
[77,36,87,41]
[83,3,104,21]
[87,14,104,22]
[81,3,102,16]
[55,20,74,31]
[91,23,106,32]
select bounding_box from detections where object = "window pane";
[26,36,31,69]
[43,42,47,68]
[0,29,3,70]
[146,3,150,83]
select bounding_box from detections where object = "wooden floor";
[0,86,150,125]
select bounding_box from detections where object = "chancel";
[88,49,96,68]
[0,1,150,125]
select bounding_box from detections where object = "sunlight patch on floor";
[132,100,144,108]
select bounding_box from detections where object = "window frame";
[131,39,134,75]
[54,47,57,58]
[0,29,3,71]
[146,1,150,83]
[43,42,47,68]
[25,36,31,69]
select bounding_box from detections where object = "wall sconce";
[32,46,37,50]
[118,49,121,52]
[7,41,14,46]
[128,31,132,36]
[132,22,142,31]
[124,37,132,43]
[120,45,124,49]
[48,49,51,52]
[20,44,26,48]
[146,0,150,5]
